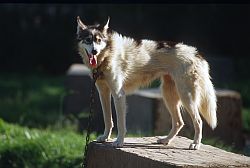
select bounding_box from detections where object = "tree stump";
[86,136,250,168]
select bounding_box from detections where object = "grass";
[243,108,250,132]
[0,73,67,129]
[0,118,96,168]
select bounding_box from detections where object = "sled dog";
[76,16,217,150]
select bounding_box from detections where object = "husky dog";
[76,16,217,150]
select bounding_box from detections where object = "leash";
[82,68,103,168]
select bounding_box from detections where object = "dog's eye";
[96,38,101,43]
[84,37,92,44]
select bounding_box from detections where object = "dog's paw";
[111,139,124,148]
[157,138,171,145]
[189,143,200,150]
[96,135,109,142]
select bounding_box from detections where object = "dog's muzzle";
[85,49,97,67]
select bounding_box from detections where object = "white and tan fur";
[76,16,217,150]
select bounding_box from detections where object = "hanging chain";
[82,68,102,168]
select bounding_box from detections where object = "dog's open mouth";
[85,49,97,67]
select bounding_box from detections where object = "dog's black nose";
[92,50,97,55]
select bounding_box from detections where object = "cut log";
[86,136,250,168]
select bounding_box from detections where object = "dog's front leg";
[112,89,127,147]
[96,80,113,142]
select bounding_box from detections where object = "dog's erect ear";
[103,16,110,36]
[77,16,87,34]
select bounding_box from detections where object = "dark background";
[0,4,250,78]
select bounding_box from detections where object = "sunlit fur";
[77,17,217,150]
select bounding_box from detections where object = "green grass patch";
[0,73,68,128]
[243,108,250,132]
[0,119,96,168]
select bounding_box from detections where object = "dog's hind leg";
[175,77,203,150]
[157,75,184,145]
[96,80,114,142]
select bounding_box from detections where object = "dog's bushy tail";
[198,60,217,129]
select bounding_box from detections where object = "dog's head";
[76,16,110,68]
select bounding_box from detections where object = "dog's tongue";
[89,54,97,67]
